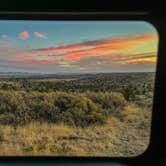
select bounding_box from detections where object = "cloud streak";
[0,32,158,71]
[29,32,158,66]
[34,32,47,39]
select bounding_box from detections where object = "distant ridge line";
[0,71,155,76]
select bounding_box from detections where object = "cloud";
[100,52,157,64]
[34,32,46,39]
[29,32,158,67]
[0,32,158,72]
[0,37,55,67]
[19,31,29,39]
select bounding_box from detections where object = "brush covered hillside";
[0,72,154,156]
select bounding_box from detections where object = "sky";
[0,21,159,74]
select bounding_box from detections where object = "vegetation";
[0,90,126,127]
[0,72,155,156]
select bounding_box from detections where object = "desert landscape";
[0,72,153,156]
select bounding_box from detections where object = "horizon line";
[0,71,156,75]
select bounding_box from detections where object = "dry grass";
[0,104,151,157]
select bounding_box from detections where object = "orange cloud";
[61,33,158,63]
[101,52,156,61]
[34,32,46,39]
[4,32,156,68]
[19,31,29,39]
[30,44,95,55]
[30,32,158,65]
[122,61,156,66]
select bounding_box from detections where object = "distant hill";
[0,71,155,76]
[0,72,41,76]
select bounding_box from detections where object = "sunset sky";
[0,21,159,73]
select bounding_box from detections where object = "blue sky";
[0,21,158,73]
[0,21,157,48]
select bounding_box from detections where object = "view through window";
[0,21,158,156]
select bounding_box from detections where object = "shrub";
[0,91,21,114]
[0,90,125,127]
[54,94,106,126]
[0,112,16,125]
[86,92,126,114]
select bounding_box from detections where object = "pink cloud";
[0,38,56,67]
[34,32,46,39]
[0,32,157,68]
[19,31,29,39]
[29,32,157,65]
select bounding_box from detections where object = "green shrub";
[0,112,16,125]
[86,92,126,114]
[54,94,105,126]
[0,90,126,126]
